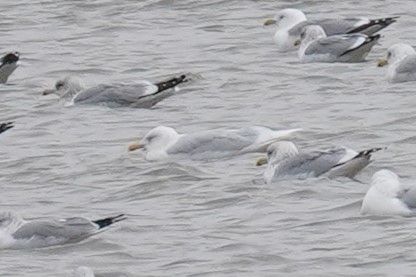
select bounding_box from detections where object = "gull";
[257,141,382,183]
[264,8,397,52]
[0,212,126,249]
[128,125,302,161]
[361,169,416,216]
[0,52,19,83]
[295,25,380,63]
[377,43,416,83]
[42,74,189,108]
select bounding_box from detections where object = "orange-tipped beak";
[264,18,277,26]
[43,88,56,95]
[128,143,144,152]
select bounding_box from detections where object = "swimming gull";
[0,212,126,249]
[377,43,416,83]
[42,74,189,108]
[0,52,19,83]
[295,25,380,63]
[74,266,95,277]
[361,169,416,216]
[128,125,302,161]
[0,122,13,135]
[264,8,397,52]
[256,141,382,183]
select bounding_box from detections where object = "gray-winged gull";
[0,122,13,134]
[295,25,380,63]
[257,141,382,183]
[0,212,126,249]
[0,52,19,84]
[377,43,416,83]
[361,169,416,216]
[128,125,302,161]
[43,74,189,108]
[264,8,397,52]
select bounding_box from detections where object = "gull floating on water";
[43,74,189,108]
[361,169,416,216]
[295,25,380,63]
[0,122,13,135]
[264,8,397,52]
[257,141,382,183]
[377,43,416,83]
[0,52,19,84]
[128,125,302,161]
[0,212,126,249]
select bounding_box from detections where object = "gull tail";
[340,34,380,57]
[354,147,385,159]
[329,147,385,179]
[155,74,188,93]
[92,214,127,229]
[0,122,13,134]
[348,16,399,35]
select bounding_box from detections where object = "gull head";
[371,169,402,198]
[264,8,306,28]
[378,43,416,67]
[43,76,85,98]
[361,169,412,216]
[261,141,299,165]
[295,25,326,46]
[129,126,180,160]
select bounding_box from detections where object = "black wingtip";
[155,74,188,93]
[1,52,19,66]
[93,214,127,229]
[356,147,385,159]
[0,122,14,134]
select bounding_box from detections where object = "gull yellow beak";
[377,59,388,67]
[128,143,144,152]
[293,39,301,46]
[42,88,56,96]
[256,157,268,166]
[264,18,277,26]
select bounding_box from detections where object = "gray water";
[1,0,416,276]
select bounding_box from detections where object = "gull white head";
[128,126,181,161]
[266,141,299,162]
[378,43,416,67]
[264,9,308,52]
[264,9,307,29]
[297,25,326,45]
[361,169,411,216]
[43,76,85,99]
[261,141,299,183]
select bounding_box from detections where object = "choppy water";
[1,0,416,276]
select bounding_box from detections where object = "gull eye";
[387,51,392,59]
[267,150,273,157]
[146,135,155,142]
[55,81,64,89]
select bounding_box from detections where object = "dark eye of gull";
[55,81,64,90]
[387,51,391,59]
